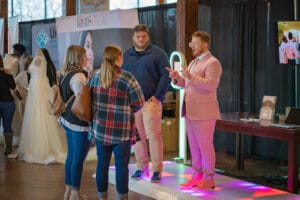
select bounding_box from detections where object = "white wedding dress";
[18,55,66,164]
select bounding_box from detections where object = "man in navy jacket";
[123,24,171,182]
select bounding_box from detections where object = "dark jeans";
[63,125,91,190]
[0,101,15,133]
[96,140,131,200]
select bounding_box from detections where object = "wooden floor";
[1,144,299,200]
[0,145,154,200]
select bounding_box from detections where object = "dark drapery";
[138,4,177,56]
[211,0,294,115]
[137,0,299,161]
[209,0,297,160]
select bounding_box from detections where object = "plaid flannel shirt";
[88,68,144,145]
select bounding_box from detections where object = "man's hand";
[165,67,180,79]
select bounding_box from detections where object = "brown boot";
[4,132,13,156]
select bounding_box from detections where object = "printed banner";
[79,0,109,14]
[56,9,138,71]
[32,23,58,69]
[8,16,19,53]
[56,9,138,33]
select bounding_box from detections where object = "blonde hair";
[100,45,122,89]
[61,45,86,75]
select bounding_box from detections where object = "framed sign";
[259,95,277,120]
[79,0,109,14]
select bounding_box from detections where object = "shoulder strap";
[58,73,75,105]
[65,94,75,107]
[60,69,88,105]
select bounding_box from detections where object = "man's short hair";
[12,43,26,56]
[133,24,150,35]
[192,31,210,47]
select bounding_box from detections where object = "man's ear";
[204,42,209,49]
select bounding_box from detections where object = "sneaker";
[196,180,215,190]
[151,172,161,182]
[131,170,144,180]
[180,178,202,189]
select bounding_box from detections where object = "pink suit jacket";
[175,51,222,120]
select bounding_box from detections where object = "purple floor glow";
[107,161,300,200]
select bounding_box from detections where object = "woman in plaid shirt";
[88,45,144,200]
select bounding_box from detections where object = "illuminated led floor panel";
[108,161,300,200]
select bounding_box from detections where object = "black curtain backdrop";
[209,0,297,160]
[138,1,299,161]
[138,4,177,56]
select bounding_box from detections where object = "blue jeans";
[96,140,131,200]
[0,101,15,133]
[63,125,91,190]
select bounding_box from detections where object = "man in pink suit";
[167,31,222,190]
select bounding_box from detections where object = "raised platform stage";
[108,161,300,200]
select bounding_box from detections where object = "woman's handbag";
[71,85,92,122]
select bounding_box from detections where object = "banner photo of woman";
[56,9,138,73]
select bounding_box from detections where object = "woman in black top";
[0,54,19,157]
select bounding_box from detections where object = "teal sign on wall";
[32,23,58,68]
[35,30,50,48]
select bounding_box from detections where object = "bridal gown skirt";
[18,77,66,164]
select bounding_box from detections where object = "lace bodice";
[28,55,47,80]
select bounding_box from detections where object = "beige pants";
[133,101,163,172]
